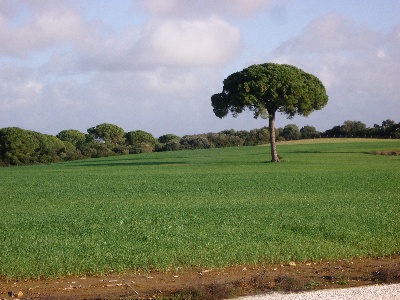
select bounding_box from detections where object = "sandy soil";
[1,255,399,299]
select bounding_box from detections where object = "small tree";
[158,134,181,144]
[28,131,66,163]
[88,123,125,145]
[157,134,182,151]
[382,119,395,129]
[323,125,342,138]
[211,63,328,162]
[180,135,211,150]
[57,129,86,147]
[281,124,301,140]
[125,130,157,154]
[300,125,320,139]
[341,120,366,137]
[0,127,39,165]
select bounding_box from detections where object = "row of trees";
[1,119,399,166]
[323,119,400,138]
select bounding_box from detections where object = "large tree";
[211,63,328,162]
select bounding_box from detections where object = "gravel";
[234,283,400,300]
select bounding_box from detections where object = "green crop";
[1,139,399,279]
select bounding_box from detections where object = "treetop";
[212,63,328,120]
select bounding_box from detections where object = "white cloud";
[0,0,16,21]
[376,49,386,59]
[0,2,135,74]
[139,68,202,96]
[270,13,400,128]
[135,0,269,18]
[0,65,43,128]
[134,17,242,67]
[274,13,378,55]
[1,2,242,71]
[0,8,101,58]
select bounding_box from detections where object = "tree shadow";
[75,161,187,167]
[283,150,358,154]
[65,157,187,167]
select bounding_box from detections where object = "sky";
[1,0,399,137]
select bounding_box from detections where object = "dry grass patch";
[369,149,400,156]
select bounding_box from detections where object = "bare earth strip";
[1,256,399,299]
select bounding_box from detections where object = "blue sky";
[1,0,399,137]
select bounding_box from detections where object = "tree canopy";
[125,130,157,154]
[0,127,38,165]
[300,125,320,139]
[57,129,86,146]
[88,123,125,145]
[211,63,328,162]
[281,124,301,141]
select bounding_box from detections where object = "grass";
[0,139,399,279]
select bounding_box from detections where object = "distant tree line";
[1,119,399,166]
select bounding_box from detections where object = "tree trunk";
[268,112,280,162]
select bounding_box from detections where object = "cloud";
[279,13,378,53]
[271,13,394,87]
[1,1,243,71]
[0,0,16,20]
[0,1,136,74]
[270,13,400,128]
[134,17,242,67]
[135,0,269,19]
[0,7,92,57]
[0,65,41,107]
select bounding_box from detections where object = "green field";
[1,139,399,279]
